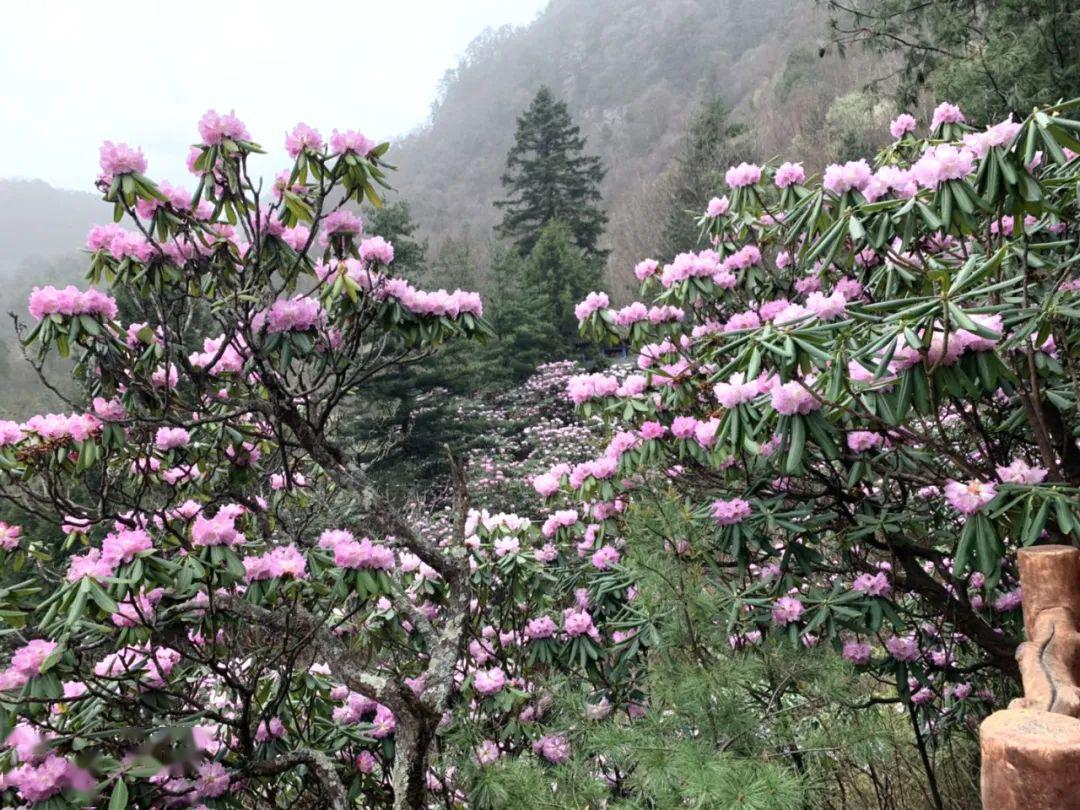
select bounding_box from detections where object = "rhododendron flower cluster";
[331,128,376,156]
[944,480,998,515]
[27,285,118,321]
[5,95,1080,807]
[725,162,761,188]
[567,97,1080,741]
[823,159,872,194]
[98,140,147,177]
[197,108,251,144]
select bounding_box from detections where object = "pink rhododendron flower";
[996,458,1048,484]
[993,588,1023,611]
[889,113,917,139]
[822,160,872,194]
[670,416,699,439]
[155,426,191,450]
[533,734,571,763]
[943,479,997,514]
[705,196,730,217]
[711,497,751,526]
[930,101,965,131]
[9,639,58,680]
[843,641,872,665]
[7,754,89,803]
[196,761,231,798]
[28,285,118,321]
[110,588,165,628]
[0,521,21,551]
[634,258,659,280]
[244,544,308,581]
[885,636,920,662]
[359,235,395,265]
[333,536,395,570]
[101,528,153,568]
[963,115,1022,158]
[475,740,501,765]
[285,122,324,157]
[191,509,243,546]
[725,162,762,188]
[371,704,396,738]
[564,609,599,639]
[526,615,557,639]
[67,549,114,582]
[99,140,147,177]
[198,109,250,144]
[771,596,804,626]
[331,129,376,156]
[574,291,609,322]
[846,431,882,452]
[912,144,976,188]
[257,297,324,334]
[92,397,126,422]
[770,381,821,415]
[473,666,506,695]
[774,162,805,188]
[853,572,891,598]
[591,544,620,570]
[566,373,619,404]
[806,290,847,320]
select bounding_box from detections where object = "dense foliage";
[568,98,1080,804]
[825,0,1080,122]
[0,115,648,809]
[5,25,1080,808]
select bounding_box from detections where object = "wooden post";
[981,545,1080,809]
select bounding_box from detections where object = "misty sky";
[0,0,548,191]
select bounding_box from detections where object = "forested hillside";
[0,0,885,407]
[392,0,809,238]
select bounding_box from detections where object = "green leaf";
[954,519,976,575]
[785,417,805,475]
[109,779,129,810]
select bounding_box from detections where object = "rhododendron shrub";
[0,114,645,809]
[571,100,1080,724]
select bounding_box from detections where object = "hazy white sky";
[0,0,548,191]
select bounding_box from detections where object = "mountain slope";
[389,0,821,253]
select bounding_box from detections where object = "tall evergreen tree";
[341,204,484,498]
[522,219,602,350]
[365,201,428,282]
[475,246,564,383]
[495,86,609,259]
[659,98,750,259]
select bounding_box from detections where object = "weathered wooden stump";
[980,545,1080,809]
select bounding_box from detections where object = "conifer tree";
[495,86,608,259]
[523,219,602,349]
[365,201,428,281]
[659,97,750,259]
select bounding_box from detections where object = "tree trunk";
[391,713,438,810]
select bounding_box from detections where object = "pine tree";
[364,201,428,282]
[523,219,602,351]
[341,203,482,498]
[495,86,609,259]
[476,246,564,383]
[659,97,750,259]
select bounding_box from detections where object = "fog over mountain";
[389,0,820,250]
[0,0,879,408]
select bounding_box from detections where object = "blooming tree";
[0,113,644,808]
[569,100,1080,728]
